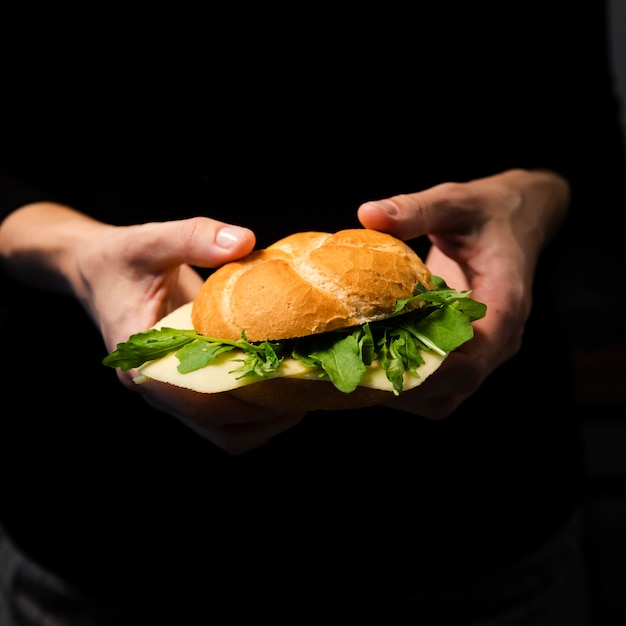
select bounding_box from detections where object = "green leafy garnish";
[295,330,368,393]
[101,328,201,371]
[102,328,284,379]
[103,276,486,395]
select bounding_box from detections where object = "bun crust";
[192,229,433,342]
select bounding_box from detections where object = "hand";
[0,205,307,454]
[83,216,309,454]
[357,168,569,419]
[74,215,256,351]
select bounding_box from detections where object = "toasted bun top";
[191,228,433,342]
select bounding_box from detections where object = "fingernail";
[216,226,247,249]
[366,200,398,216]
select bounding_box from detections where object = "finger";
[424,247,470,289]
[383,353,479,420]
[385,391,469,421]
[140,381,270,423]
[357,183,481,241]
[129,217,256,271]
[139,380,307,454]
[209,412,308,455]
[140,380,305,428]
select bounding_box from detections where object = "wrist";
[0,201,110,295]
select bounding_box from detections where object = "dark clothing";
[0,512,590,625]
[0,2,623,621]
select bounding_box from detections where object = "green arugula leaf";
[303,333,367,393]
[410,306,475,353]
[376,329,408,394]
[395,275,487,322]
[102,277,487,396]
[229,340,283,379]
[174,341,238,373]
[101,327,200,371]
[359,323,376,365]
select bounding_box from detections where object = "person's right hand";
[357,168,569,421]
[0,203,308,454]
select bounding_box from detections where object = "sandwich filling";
[103,276,487,396]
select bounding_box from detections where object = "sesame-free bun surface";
[192,228,434,342]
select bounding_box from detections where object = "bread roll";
[192,228,434,342]
[134,228,447,411]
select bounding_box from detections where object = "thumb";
[134,217,257,270]
[357,184,476,241]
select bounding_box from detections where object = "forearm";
[0,202,112,295]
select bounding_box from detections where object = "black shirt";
[0,2,623,617]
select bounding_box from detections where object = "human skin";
[0,168,568,453]
[357,168,570,418]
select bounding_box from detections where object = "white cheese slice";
[134,302,445,393]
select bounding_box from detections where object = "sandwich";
[103,228,486,410]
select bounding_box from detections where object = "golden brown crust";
[192,228,433,342]
[230,377,393,411]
